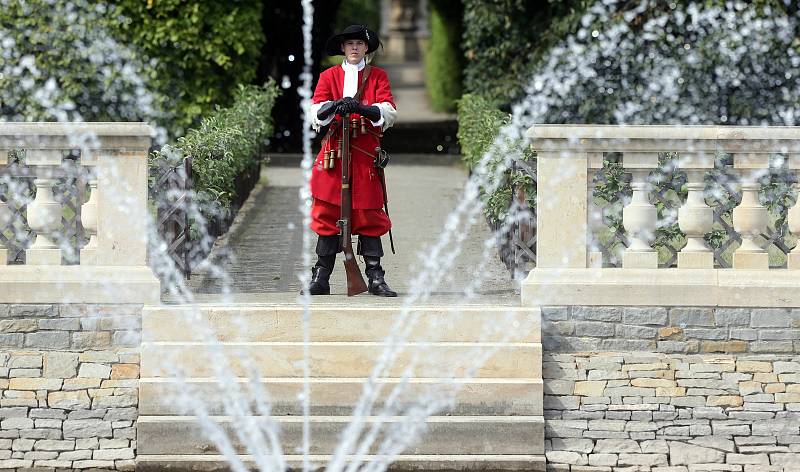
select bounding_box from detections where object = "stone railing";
[522,125,800,307]
[0,123,160,304]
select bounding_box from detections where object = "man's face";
[341,39,367,64]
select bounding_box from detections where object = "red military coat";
[310,65,395,210]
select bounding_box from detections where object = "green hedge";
[109,0,264,136]
[461,0,588,107]
[457,94,534,223]
[0,0,264,138]
[424,0,463,113]
[151,80,280,215]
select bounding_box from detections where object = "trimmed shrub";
[151,80,280,217]
[424,0,463,113]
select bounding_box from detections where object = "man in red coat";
[306,24,398,296]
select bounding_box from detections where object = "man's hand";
[337,97,359,115]
[356,104,381,122]
[317,99,343,121]
[374,148,390,169]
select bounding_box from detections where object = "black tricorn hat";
[325,24,380,56]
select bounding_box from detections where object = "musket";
[337,112,368,296]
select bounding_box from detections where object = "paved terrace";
[185,155,514,301]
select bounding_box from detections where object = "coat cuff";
[371,102,397,131]
[310,101,334,131]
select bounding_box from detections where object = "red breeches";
[310,198,391,236]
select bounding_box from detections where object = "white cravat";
[341,58,365,98]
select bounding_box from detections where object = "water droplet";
[591,30,600,38]
[436,145,443,152]
[288,54,295,62]
[281,75,291,89]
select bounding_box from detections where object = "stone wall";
[542,306,800,472]
[0,304,141,470]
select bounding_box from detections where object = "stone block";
[8,378,62,391]
[10,305,56,318]
[37,318,80,330]
[574,381,607,397]
[575,321,616,337]
[0,320,38,333]
[75,437,99,449]
[104,407,137,422]
[33,439,74,451]
[669,442,725,465]
[112,330,141,347]
[0,334,25,347]
[616,325,659,339]
[588,420,626,432]
[78,363,111,379]
[701,341,747,353]
[73,459,115,468]
[760,329,800,340]
[683,329,727,340]
[631,378,676,388]
[658,341,700,353]
[623,307,668,325]
[71,332,112,350]
[99,315,140,331]
[774,362,800,374]
[594,439,641,453]
[659,327,684,339]
[43,352,78,378]
[545,380,576,395]
[28,409,65,420]
[715,309,751,326]
[730,329,758,341]
[58,449,92,460]
[776,393,800,403]
[751,341,794,353]
[92,448,134,460]
[47,391,90,410]
[572,306,621,322]
[600,339,656,351]
[706,395,743,407]
[669,308,714,327]
[62,419,112,439]
[588,453,617,466]
[765,383,786,394]
[751,309,793,328]
[92,394,137,408]
[737,361,773,373]
[738,381,763,395]
[2,417,33,429]
[23,332,69,349]
[9,368,41,378]
[34,418,61,428]
[617,453,667,466]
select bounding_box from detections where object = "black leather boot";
[305,254,335,295]
[364,256,397,297]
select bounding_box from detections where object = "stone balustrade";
[0,123,160,304]
[522,125,800,307]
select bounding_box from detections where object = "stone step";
[139,377,544,416]
[142,305,541,343]
[141,341,542,379]
[136,415,545,456]
[136,454,547,471]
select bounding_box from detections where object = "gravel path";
[188,157,515,300]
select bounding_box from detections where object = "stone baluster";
[621,152,658,268]
[677,154,714,268]
[587,152,604,268]
[732,153,769,269]
[786,155,800,269]
[0,149,8,264]
[25,149,63,265]
[80,171,98,265]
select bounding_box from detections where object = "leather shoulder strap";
[354,65,372,101]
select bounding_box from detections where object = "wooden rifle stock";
[338,112,368,296]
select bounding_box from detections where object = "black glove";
[338,97,359,115]
[317,99,343,121]
[374,148,390,169]
[356,104,381,122]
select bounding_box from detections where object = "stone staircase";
[136,300,544,471]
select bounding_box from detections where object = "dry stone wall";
[0,304,141,470]
[543,306,800,472]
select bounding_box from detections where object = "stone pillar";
[732,154,769,270]
[25,150,63,265]
[678,162,714,269]
[536,151,588,268]
[587,152,604,268]
[786,155,800,269]
[382,0,422,62]
[621,152,658,269]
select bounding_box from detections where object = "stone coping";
[0,266,160,304]
[0,122,154,150]
[523,268,800,307]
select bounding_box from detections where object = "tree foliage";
[425,0,464,113]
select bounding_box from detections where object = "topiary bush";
[424,0,463,113]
